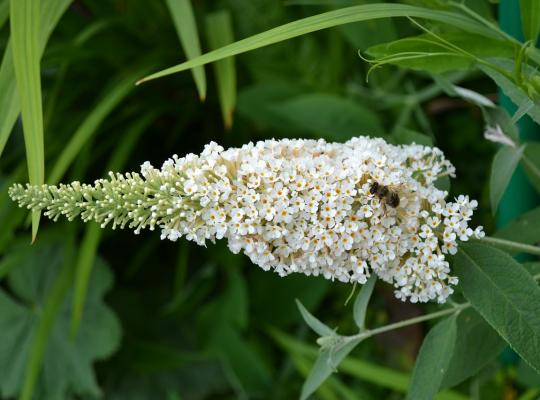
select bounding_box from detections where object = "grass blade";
[137,3,501,84]
[0,0,8,30]
[205,10,236,129]
[165,0,206,100]
[10,0,45,241]
[70,113,157,336]
[48,66,151,184]
[0,0,72,157]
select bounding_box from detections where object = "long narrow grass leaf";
[0,0,72,157]
[205,10,236,129]
[137,3,500,84]
[165,0,206,100]
[10,0,45,240]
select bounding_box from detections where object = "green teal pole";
[497,0,540,228]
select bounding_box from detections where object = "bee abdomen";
[387,192,400,208]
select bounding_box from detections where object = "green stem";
[345,302,470,343]
[479,236,540,256]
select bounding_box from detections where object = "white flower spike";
[9,137,483,304]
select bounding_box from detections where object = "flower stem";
[479,236,540,256]
[342,273,540,345]
[345,302,470,343]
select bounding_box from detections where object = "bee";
[369,181,400,211]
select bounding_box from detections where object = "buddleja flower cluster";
[9,137,484,303]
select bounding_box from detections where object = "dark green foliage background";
[1,0,539,399]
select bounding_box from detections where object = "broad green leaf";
[455,242,540,373]
[269,93,384,139]
[441,308,505,389]
[205,11,236,129]
[48,66,150,184]
[301,337,362,400]
[165,0,206,100]
[522,142,540,194]
[521,0,540,42]
[407,315,458,400]
[494,206,540,246]
[0,0,72,157]
[137,3,501,84]
[10,0,45,240]
[517,359,540,388]
[489,145,525,213]
[0,234,120,399]
[352,275,376,330]
[479,59,540,125]
[366,32,513,74]
[523,262,540,277]
[296,299,334,337]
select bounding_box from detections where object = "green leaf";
[489,145,525,213]
[10,0,45,240]
[137,3,501,84]
[521,142,540,194]
[0,234,120,399]
[296,299,334,337]
[454,242,540,374]
[482,106,520,143]
[352,275,376,330]
[365,32,513,74]
[494,206,540,247]
[406,315,458,400]
[0,0,72,157]
[205,10,236,129]
[48,66,150,184]
[523,262,540,277]
[165,0,206,100]
[272,329,466,400]
[268,93,384,139]
[433,75,495,108]
[441,308,505,389]
[301,337,362,400]
[479,59,540,125]
[521,0,540,42]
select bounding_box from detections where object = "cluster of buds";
[9,137,484,303]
